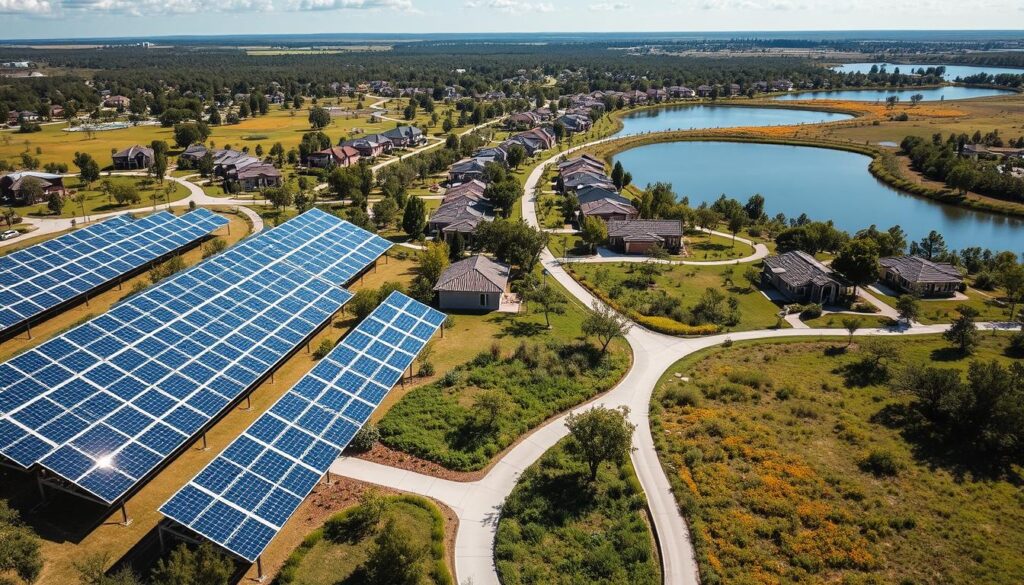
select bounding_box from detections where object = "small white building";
[434,255,510,312]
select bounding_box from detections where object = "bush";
[662,385,702,408]
[973,271,998,290]
[312,338,335,360]
[419,361,435,377]
[799,303,823,320]
[859,449,902,477]
[852,301,880,314]
[349,423,380,452]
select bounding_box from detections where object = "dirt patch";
[356,444,488,482]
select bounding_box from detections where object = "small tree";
[565,406,636,481]
[832,238,880,296]
[363,518,428,585]
[506,143,527,169]
[944,305,980,354]
[150,542,233,585]
[742,265,760,292]
[46,190,64,215]
[842,316,862,347]
[418,240,450,285]
[402,196,426,238]
[372,197,399,229]
[308,105,331,129]
[525,282,567,328]
[896,294,920,324]
[581,301,632,353]
[473,389,511,431]
[580,215,607,254]
[727,213,746,245]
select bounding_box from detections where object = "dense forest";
[901,134,1024,202]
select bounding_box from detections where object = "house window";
[480,294,487,306]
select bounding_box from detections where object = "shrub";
[859,449,902,477]
[312,338,335,360]
[662,385,702,408]
[349,423,380,452]
[852,301,880,314]
[419,361,436,377]
[727,369,772,390]
[799,303,823,320]
[973,271,997,290]
[439,370,459,387]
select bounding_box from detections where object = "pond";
[772,85,1015,102]
[612,141,1024,252]
[833,62,1024,80]
[612,105,852,138]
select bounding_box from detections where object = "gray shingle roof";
[434,255,509,293]
[763,251,841,288]
[880,256,962,284]
[607,219,683,240]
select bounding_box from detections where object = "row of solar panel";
[0,209,391,505]
[0,210,228,332]
[161,291,446,562]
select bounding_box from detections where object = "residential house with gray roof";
[879,256,963,297]
[434,254,510,311]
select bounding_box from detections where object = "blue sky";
[0,0,1020,40]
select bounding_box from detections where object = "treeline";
[901,135,1024,202]
[0,76,100,116]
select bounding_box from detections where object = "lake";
[772,85,1015,102]
[612,141,1024,252]
[833,62,1024,80]
[613,105,852,138]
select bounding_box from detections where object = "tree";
[832,239,880,295]
[418,241,450,284]
[946,164,978,196]
[173,122,210,148]
[263,186,294,210]
[46,190,64,215]
[692,207,720,232]
[506,143,527,170]
[349,288,381,321]
[916,230,947,260]
[473,389,511,431]
[308,105,331,129]
[742,265,760,292]
[842,317,862,347]
[402,195,426,237]
[474,219,548,271]
[0,501,42,584]
[484,179,521,218]
[999,263,1024,321]
[565,406,636,481]
[73,151,101,186]
[744,193,765,221]
[525,282,567,328]
[726,213,746,246]
[207,106,221,125]
[150,542,233,585]
[944,305,980,354]
[372,197,399,228]
[896,294,920,324]
[910,93,924,106]
[363,518,428,585]
[611,160,625,190]
[580,216,607,254]
[198,152,214,178]
[582,301,632,353]
[153,152,168,183]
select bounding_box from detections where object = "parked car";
[1,230,19,241]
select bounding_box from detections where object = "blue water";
[613,105,852,138]
[613,141,1024,252]
[833,62,1024,80]
[772,85,1015,102]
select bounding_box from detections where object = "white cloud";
[293,0,414,11]
[465,0,554,13]
[589,1,630,10]
[0,0,55,14]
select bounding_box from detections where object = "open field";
[871,285,1012,325]
[495,437,660,585]
[0,97,456,171]
[276,494,451,585]
[567,261,785,333]
[652,335,1024,585]
[10,175,188,219]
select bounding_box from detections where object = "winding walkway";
[329,137,977,585]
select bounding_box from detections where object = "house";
[696,85,713,98]
[427,197,495,243]
[556,113,592,134]
[669,86,696,98]
[558,154,604,175]
[0,171,66,205]
[762,251,851,304]
[382,125,425,148]
[232,163,282,191]
[307,145,360,168]
[103,95,131,109]
[577,186,638,222]
[344,134,393,158]
[772,79,794,92]
[472,146,508,166]
[443,180,487,203]
[879,256,963,297]
[434,255,510,312]
[8,110,38,124]
[178,143,209,165]
[506,112,541,130]
[48,105,65,119]
[607,219,684,254]
[503,127,556,156]
[112,145,155,170]
[448,158,489,184]
[560,170,614,192]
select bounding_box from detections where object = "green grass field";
[11,175,188,219]
[495,437,660,585]
[652,334,1024,585]
[871,285,1012,324]
[276,494,451,585]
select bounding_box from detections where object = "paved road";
[329,136,976,585]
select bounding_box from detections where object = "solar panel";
[0,209,391,505]
[0,209,229,335]
[161,291,445,562]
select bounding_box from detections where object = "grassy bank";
[495,437,661,585]
[651,335,1024,584]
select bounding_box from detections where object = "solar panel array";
[161,291,446,562]
[0,209,228,334]
[0,209,391,505]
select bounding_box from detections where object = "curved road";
[330,137,977,585]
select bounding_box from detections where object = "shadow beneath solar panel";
[0,470,124,544]
[103,522,252,584]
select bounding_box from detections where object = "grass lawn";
[801,312,894,329]
[568,261,785,333]
[277,494,452,585]
[652,334,1024,585]
[495,437,660,585]
[11,176,188,219]
[687,230,755,260]
[872,285,1012,325]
